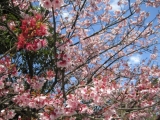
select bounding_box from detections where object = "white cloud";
[110,0,121,11]
[128,54,141,65]
[61,11,72,22]
[61,12,69,18]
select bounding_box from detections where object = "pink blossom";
[39,112,50,120]
[29,18,36,27]
[34,39,48,50]
[35,14,43,21]
[57,60,68,68]
[46,70,55,80]
[52,0,63,9]
[0,81,4,89]
[17,34,26,50]
[38,24,48,36]
[8,21,16,30]
[41,0,52,9]
[26,43,35,51]
[1,110,16,120]
[40,39,48,47]
[150,54,157,60]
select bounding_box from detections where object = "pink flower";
[42,0,52,9]
[34,39,42,50]
[28,101,37,109]
[39,112,50,120]
[46,70,55,80]
[25,39,47,51]
[29,18,36,27]
[52,0,63,9]
[17,34,26,50]
[20,20,28,31]
[36,23,48,36]
[0,64,6,74]
[40,39,48,47]
[8,21,16,30]
[0,81,4,89]
[6,110,16,120]
[34,39,48,51]
[63,54,70,61]
[150,54,157,60]
[39,24,48,36]
[18,116,21,120]
[26,43,35,51]
[57,60,68,68]
[35,14,42,21]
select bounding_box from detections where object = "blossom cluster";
[0,109,16,120]
[40,0,63,10]
[57,53,71,68]
[0,57,17,78]
[16,14,48,51]
[56,38,72,68]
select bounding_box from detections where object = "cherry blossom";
[0,0,160,119]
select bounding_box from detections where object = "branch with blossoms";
[0,0,160,120]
